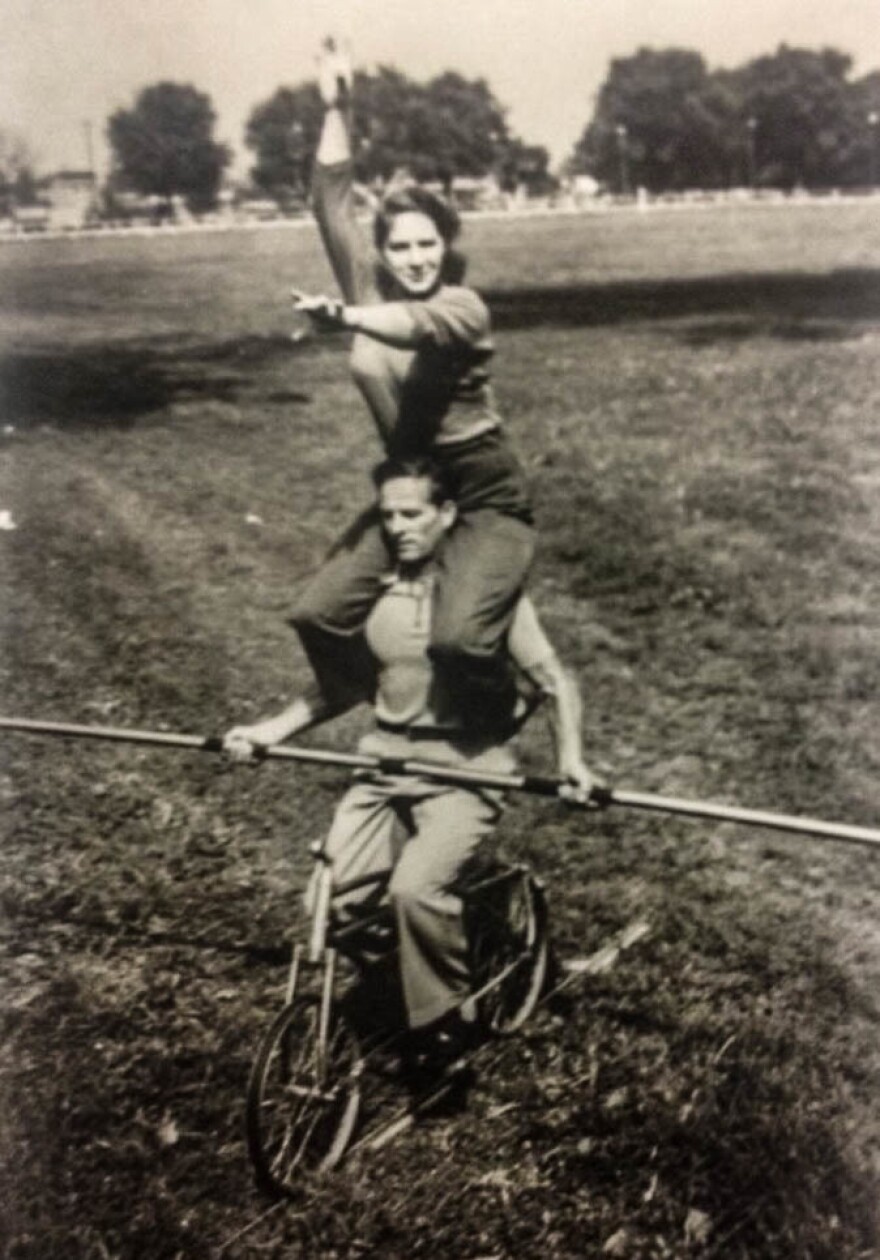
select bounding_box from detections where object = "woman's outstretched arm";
[292,285,490,349]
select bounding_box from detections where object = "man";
[224,457,595,1059]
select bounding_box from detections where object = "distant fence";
[3,188,879,246]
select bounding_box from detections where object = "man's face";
[381,211,445,295]
[379,476,456,567]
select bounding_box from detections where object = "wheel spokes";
[247,996,364,1189]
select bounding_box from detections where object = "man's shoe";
[401,1008,480,1082]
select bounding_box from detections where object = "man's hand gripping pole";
[2,717,880,851]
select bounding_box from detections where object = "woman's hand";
[317,37,352,109]
[291,289,347,330]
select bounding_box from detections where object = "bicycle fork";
[283,857,340,1087]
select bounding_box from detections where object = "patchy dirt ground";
[1,209,879,1258]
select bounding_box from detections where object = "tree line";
[243,66,552,207]
[576,46,880,193]
[3,43,879,217]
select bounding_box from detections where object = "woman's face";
[381,211,445,296]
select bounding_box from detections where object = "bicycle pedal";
[406,1061,476,1113]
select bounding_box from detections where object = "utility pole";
[615,124,629,197]
[746,116,757,190]
[83,120,95,175]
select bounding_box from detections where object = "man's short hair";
[371,456,454,507]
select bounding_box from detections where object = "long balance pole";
[2,715,880,851]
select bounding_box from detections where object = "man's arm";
[521,654,594,798]
[223,682,358,762]
[508,598,596,801]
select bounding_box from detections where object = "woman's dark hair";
[373,185,461,250]
[372,456,454,506]
[372,184,467,288]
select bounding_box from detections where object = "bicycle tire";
[469,868,549,1035]
[246,995,363,1193]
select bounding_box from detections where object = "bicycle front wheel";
[246,995,363,1193]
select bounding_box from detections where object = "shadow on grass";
[0,333,309,430]
[2,270,875,432]
[486,267,880,337]
[2,840,877,1257]
[3,902,292,965]
[528,867,880,1259]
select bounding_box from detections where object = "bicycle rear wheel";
[246,995,363,1193]
[468,868,548,1035]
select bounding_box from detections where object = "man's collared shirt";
[364,568,554,734]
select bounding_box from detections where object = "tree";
[356,69,512,185]
[496,139,553,196]
[571,42,871,193]
[726,46,859,188]
[420,73,509,183]
[850,70,880,187]
[246,65,526,196]
[353,66,433,181]
[0,129,37,213]
[108,83,230,212]
[571,48,739,193]
[245,66,419,194]
[244,83,323,203]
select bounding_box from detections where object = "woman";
[291,41,535,730]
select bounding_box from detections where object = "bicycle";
[3,717,875,1194]
[245,831,549,1195]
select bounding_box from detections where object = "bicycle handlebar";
[2,715,880,850]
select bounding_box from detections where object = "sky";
[2,0,878,177]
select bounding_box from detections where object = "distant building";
[424,174,504,212]
[108,191,172,225]
[572,174,600,200]
[42,170,98,229]
[11,205,50,233]
[236,197,283,223]
[455,174,504,211]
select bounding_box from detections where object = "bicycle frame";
[286,840,544,1059]
[247,838,552,1182]
[285,846,399,1077]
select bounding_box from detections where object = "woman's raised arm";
[310,39,371,304]
[315,38,352,165]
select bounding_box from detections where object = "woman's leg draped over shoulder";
[430,510,535,730]
[289,506,389,703]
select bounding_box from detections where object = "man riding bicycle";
[224,456,596,1066]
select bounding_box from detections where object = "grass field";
[1,201,880,1259]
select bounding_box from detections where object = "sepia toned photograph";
[1,1,879,1255]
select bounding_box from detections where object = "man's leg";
[389,785,503,1030]
[319,778,401,926]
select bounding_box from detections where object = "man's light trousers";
[323,771,504,1029]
